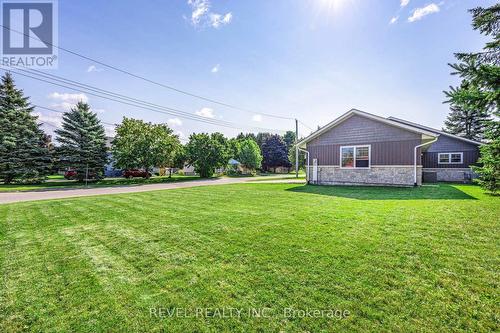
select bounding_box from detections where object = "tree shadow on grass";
[285,184,477,200]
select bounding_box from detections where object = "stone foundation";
[308,166,421,186]
[422,168,475,182]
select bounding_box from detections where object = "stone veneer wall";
[422,168,474,182]
[307,166,421,186]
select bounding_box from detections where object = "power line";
[34,104,116,127]
[1,24,295,121]
[35,106,190,143]
[298,120,314,131]
[7,66,239,128]
[17,67,239,127]
[2,67,286,134]
[7,67,285,133]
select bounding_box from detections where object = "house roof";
[296,109,438,147]
[386,116,483,146]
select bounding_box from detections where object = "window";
[439,153,450,164]
[450,153,462,163]
[356,146,370,168]
[341,147,354,168]
[341,145,370,168]
[438,152,463,164]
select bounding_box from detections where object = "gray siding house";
[297,109,482,186]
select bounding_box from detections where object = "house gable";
[305,113,428,166]
[297,109,437,148]
[308,114,422,146]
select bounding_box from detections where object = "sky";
[8,0,498,141]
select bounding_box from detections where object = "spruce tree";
[0,73,51,184]
[55,102,108,181]
[444,4,499,193]
[443,102,491,141]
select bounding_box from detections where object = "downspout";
[413,136,438,186]
[298,147,310,183]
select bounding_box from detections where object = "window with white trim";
[341,145,370,168]
[438,152,463,164]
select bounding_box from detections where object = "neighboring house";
[297,109,482,186]
[182,164,197,176]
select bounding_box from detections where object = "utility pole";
[295,118,299,178]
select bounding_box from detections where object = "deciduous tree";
[186,132,229,178]
[261,134,291,172]
[112,118,179,174]
[237,139,262,171]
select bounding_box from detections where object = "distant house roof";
[386,116,483,146]
[297,109,438,147]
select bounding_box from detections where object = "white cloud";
[49,102,73,111]
[189,0,209,25]
[389,16,399,24]
[209,12,232,28]
[34,111,63,128]
[87,65,103,73]
[400,0,410,7]
[93,108,106,114]
[252,114,262,122]
[48,92,89,112]
[211,64,220,73]
[167,117,183,127]
[195,107,215,118]
[48,92,89,104]
[175,130,186,140]
[408,3,440,22]
[187,0,232,29]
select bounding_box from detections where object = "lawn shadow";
[285,184,478,200]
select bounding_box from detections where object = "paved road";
[0,177,305,204]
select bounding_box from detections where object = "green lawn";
[0,174,200,192]
[0,183,498,332]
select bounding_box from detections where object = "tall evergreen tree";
[443,103,491,141]
[0,73,51,184]
[55,102,108,181]
[444,4,499,193]
[255,132,271,151]
[283,131,296,152]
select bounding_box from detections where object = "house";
[297,109,482,186]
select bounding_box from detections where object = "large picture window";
[341,145,370,168]
[438,152,463,164]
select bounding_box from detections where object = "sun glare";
[318,0,348,12]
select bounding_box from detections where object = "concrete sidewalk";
[0,177,305,204]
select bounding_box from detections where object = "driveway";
[0,177,305,204]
